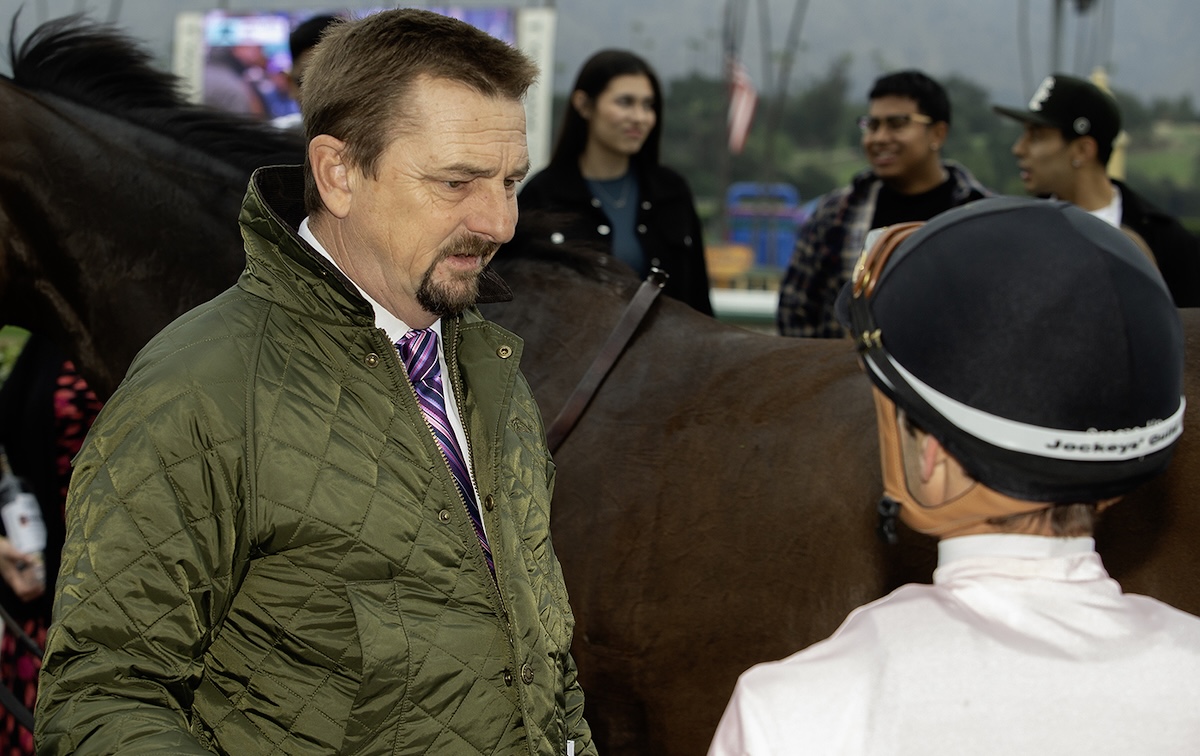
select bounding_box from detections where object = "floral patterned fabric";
[0,340,101,755]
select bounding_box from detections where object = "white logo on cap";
[1028,76,1056,111]
[1073,116,1091,135]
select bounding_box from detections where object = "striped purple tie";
[397,329,493,573]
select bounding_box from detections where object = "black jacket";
[1116,180,1200,307]
[514,160,713,315]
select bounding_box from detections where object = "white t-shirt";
[709,534,1200,755]
[1089,182,1124,228]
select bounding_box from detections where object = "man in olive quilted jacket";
[37,9,595,755]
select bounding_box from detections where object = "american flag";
[727,56,758,155]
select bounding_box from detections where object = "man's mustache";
[441,236,500,260]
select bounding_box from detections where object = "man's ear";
[309,134,353,219]
[1072,135,1099,165]
[918,432,977,504]
[919,432,947,483]
[930,120,949,151]
[570,89,592,120]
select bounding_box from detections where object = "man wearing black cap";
[709,197,1200,755]
[995,73,1200,306]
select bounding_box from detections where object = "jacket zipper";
[441,322,512,625]
[432,323,519,691]
[392,325,502,595]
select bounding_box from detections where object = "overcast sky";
[2,1,1196,110]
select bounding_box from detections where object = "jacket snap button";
[484,494,495,512]
[637,224,647,234]
[590,198,602,208]
[503,668,513,687]
[438,509,451,523]
[597,224,611,236]
[364,353,380,367]
[520,663,534,684]
[496,345,513,359]
[550,232,565,244]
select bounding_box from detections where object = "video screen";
[199,7,517,122]
[201,11,294,120]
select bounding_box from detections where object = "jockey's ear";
[309,134,353,218]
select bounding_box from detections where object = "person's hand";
[0,536,45,602]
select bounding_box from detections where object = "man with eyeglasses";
[994,73,1200,307]
[777,70,990,338]
[712,197,1200,755]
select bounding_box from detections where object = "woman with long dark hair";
[516,49,713,314]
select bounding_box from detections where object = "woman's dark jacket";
[515,160,714,315]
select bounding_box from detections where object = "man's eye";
[446,181,464,189]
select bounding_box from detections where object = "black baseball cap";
[838,197,1184,503]
[993,73,1121,153]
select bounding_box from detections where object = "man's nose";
[468,182,518,243]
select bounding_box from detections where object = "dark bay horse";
[0,15,304,397]
[5,16,1200,756]
[481,248,1200,754]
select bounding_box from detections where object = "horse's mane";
[496,241,622,279]
[495,213,643,295]
[8,14,304,170]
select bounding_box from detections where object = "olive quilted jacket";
[36,166,595,755]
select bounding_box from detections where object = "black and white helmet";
[839,196,1185,503]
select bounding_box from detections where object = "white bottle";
[0,446,46,589]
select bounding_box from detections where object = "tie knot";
[397,328,439,384]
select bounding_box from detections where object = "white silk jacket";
[709,534,1200,755]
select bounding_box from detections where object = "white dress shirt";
[298,219,482,511]
[709,533,1200,755]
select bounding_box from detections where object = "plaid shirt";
[776,162,990,338]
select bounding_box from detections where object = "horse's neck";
[1,84,252,397]
[484,257,640,402]
[38,89,255,183]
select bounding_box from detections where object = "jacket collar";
[851,160,991,203]
[1109,179,1149,225]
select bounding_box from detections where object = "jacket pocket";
[341,580,410,754]
[520,525,575,656]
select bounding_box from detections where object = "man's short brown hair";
[299,8,538,214]
[987,503,1100,538]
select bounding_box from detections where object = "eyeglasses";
[857,113,933,134]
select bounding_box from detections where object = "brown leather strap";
[546,268,668,453]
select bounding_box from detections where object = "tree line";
[551,61,1200,233]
